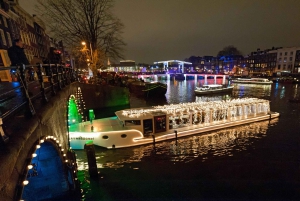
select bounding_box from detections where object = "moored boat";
[69,98,280,149]
[194,84,233,95]
[231,78,273,85]
[128,80,167,98]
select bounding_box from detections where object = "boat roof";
[202,84,222,87]
[237,78,269,80]
[115,98,269,121]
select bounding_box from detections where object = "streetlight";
[81,41,93,59]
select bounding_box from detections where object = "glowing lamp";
[23,180,29,185]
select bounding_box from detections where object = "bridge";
[137,73,229,84]
[0,64,130,201]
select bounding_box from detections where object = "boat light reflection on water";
[75,118,278,170]
[232,84,272,98]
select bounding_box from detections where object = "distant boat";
[128,80,167,98]
[194,84,233,95]
[231,78,273,85]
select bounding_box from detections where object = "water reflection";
[164,79,229,104]
[76,118,278,170]
[232,83,272,99]
[271,83,300,100]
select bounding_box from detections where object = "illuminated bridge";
[137,73,229,84]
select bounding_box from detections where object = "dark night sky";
[20,0,300,64]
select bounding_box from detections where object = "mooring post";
[84,143,98,179]
[174,130,178,145]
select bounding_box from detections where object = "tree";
[36,0,126,75]
[217,45,242,57]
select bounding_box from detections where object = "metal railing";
[0,63,77,144]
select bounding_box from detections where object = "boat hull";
[231,81,273,85]
[129,81,167,98]
[70,112,279,149]
[194,87,233,95]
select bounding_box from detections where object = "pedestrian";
[44,47,62,64]
[7,39,29,66]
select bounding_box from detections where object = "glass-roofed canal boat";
[69,98,279,149]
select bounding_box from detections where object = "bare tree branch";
[35,0,126,74]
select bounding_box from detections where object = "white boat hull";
[194,87,233,95]
[69,112,279,149]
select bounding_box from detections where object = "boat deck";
[69,116,124,132]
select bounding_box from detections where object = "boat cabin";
[115,97,270,137]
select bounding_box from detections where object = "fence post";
[55,64,62,90]
[17,64,36,117]
[37,64,48,103]
[60,65,66,86]
[0,118,9,144]
[64,65,70,85]
[59,64,65,88]
[46,64,56,95]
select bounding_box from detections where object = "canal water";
[75,79,300,201]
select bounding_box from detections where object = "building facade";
[274,47,300,74]
[0,0,65,68]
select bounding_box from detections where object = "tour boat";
[69,98,279,149]
[231,78,273,85]
[194,84,233,95]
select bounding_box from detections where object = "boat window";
[125,120,141,126]
[121,134,127,138]
[102,135,109,139]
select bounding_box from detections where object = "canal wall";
[0,83,76,201]
[0,82,129,200]
[77,83,130,110]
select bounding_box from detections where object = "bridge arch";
[19,139,77,200]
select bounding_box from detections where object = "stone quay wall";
[0,82,129,200]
